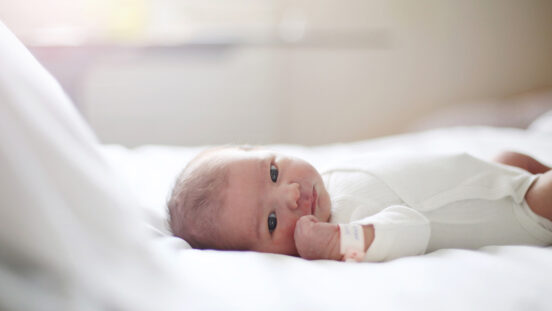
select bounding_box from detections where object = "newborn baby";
[167,146,552,262]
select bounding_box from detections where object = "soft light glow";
[0,0,278,45]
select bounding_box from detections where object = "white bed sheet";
[102,125,552,311]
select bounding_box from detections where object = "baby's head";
[168,146,331,255]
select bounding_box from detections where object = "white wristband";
[338,224,365,262]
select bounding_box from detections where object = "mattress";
[102,125,552,311]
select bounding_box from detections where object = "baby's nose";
[285,183,301,209]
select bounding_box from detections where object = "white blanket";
[0,20,184,311]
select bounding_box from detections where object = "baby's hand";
[294,215,341,260]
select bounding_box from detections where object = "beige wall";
[281,0,552,143]
[3,0,552,146]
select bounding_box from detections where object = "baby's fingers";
[296,215,318,228]
[294,216,341,260]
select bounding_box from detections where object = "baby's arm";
[295,205,431,262]
[294,216,374,261]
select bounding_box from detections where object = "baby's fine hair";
[167,147,230,249]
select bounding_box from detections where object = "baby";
[167,146,552,262]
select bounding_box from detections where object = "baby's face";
[215,148,331,255]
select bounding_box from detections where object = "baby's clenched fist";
[294,215,341,260]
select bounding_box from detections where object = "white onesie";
[321,153,552,262]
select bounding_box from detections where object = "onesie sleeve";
[351,205,431,262]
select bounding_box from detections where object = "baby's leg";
[494,151,552,221]
[525,171,552,222]
[493,151,550,174]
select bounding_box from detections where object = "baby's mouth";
[311,186,318,216]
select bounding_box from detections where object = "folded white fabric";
[0,20,182,311]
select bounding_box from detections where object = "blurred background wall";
[1,0,552,146]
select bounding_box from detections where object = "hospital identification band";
[338,224,366,262]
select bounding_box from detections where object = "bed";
[102,125,552,311]
[2,20,552,311]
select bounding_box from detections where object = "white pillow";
[528,110,552,133]
[0,21,182,310]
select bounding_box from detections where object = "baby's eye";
[268,212,277,234]
[270,164,278,182]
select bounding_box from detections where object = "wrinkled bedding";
[102,125,552,310]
